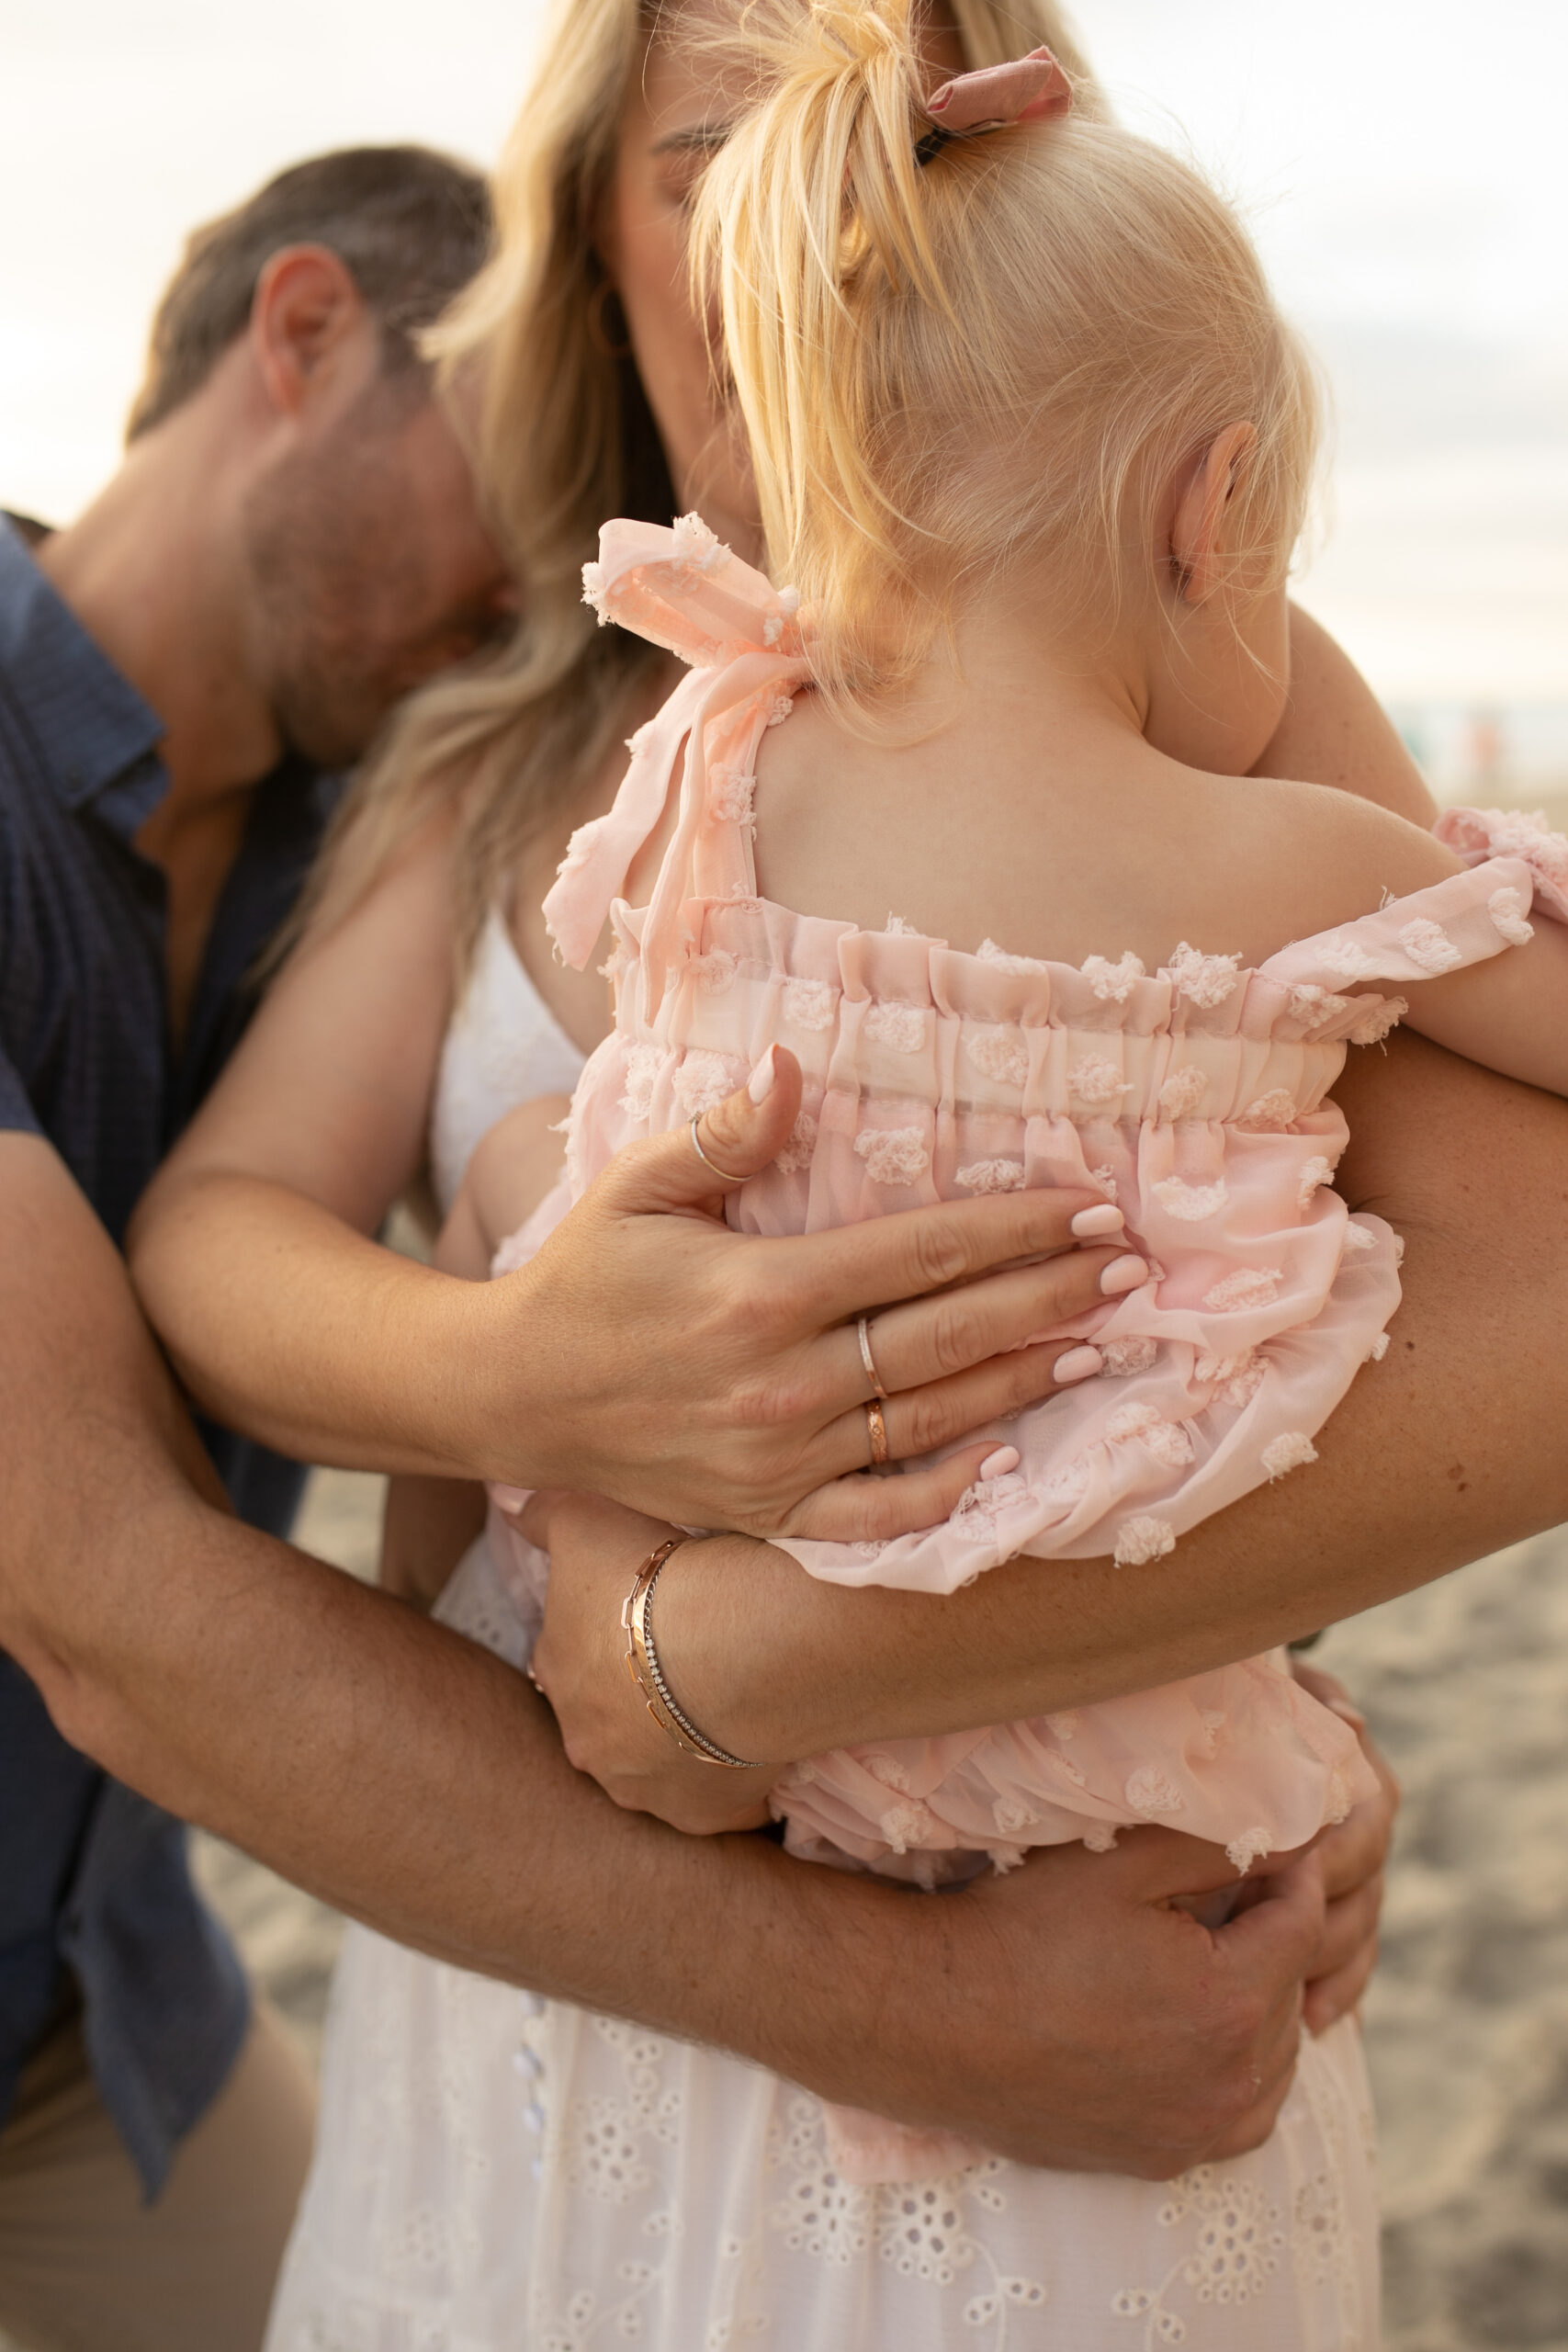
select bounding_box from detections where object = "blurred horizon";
[3,0,1565,754]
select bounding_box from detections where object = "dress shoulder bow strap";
[543,516,809,1010]
[581,513,806,669]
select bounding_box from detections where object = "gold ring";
[689,1114,748,1184]
[857,1314,888,1401]
[864,1397,889,1468]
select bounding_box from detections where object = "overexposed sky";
[3,0,1565,701]
[1,0,544,519]
[1075,0,1568,714]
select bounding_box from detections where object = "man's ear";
[1169,421,1258,607]
[249,244,372,419]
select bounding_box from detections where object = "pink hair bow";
[918,45,1072,161]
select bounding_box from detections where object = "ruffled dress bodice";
[550,518,1564,1601]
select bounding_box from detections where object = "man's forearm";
[17,1492,904,2074]
[8,1392,953,2133]
[0,1143,951,2134]
[11,1143,894,2093]
[25,1510,1332,2174]
[659,1032,1568,1758]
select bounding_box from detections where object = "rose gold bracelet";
[621,1537,761,1770]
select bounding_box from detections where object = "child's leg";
[378,1097,572,1609]
[452,1096,573,1271]
[379,1476,488,1609]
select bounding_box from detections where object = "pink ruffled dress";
[508,514,1567,2178]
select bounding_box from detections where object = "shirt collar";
[0,515,168,835]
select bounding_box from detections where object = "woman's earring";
[587,278,633,359]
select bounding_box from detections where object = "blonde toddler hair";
[693,0,1320,699]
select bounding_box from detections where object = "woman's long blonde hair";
[297,0,1100,968]
[693,1,1318,707]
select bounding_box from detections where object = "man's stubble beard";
[240,386,437,771]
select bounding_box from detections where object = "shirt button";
[525,2101,546,2133]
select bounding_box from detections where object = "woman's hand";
[522,1490,781,1834]
[495,1049,1135,1541]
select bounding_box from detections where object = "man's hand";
[490,1050,1135,1539]
[1291,1659,1396,2034]
[893,1826,1328,2176]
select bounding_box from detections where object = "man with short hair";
[0,143,514,2347]
[0,141,1400,2352]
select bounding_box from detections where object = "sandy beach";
[158,1467,1568,2351]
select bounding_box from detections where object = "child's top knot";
[691,1,1314,708]
[918,45,1072,163]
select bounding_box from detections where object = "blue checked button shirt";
[0,515,338,2194]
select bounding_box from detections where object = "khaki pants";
[0,1996,315,2352]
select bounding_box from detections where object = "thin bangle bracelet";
[622,1537,761,1770]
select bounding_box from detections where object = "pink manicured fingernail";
[1071,1204,1123,1238]
[748,1046,778,1103]
[1100,1254,1149,1296]
[978,1444,1021,1479]
[1054,1345,1103,1385]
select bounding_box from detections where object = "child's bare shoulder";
[1205,770,1463,958]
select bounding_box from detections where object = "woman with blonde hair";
[131,4,1568,2347]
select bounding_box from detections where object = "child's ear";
[1169,421,1258,606]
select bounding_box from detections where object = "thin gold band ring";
[864,1397,889,1468]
